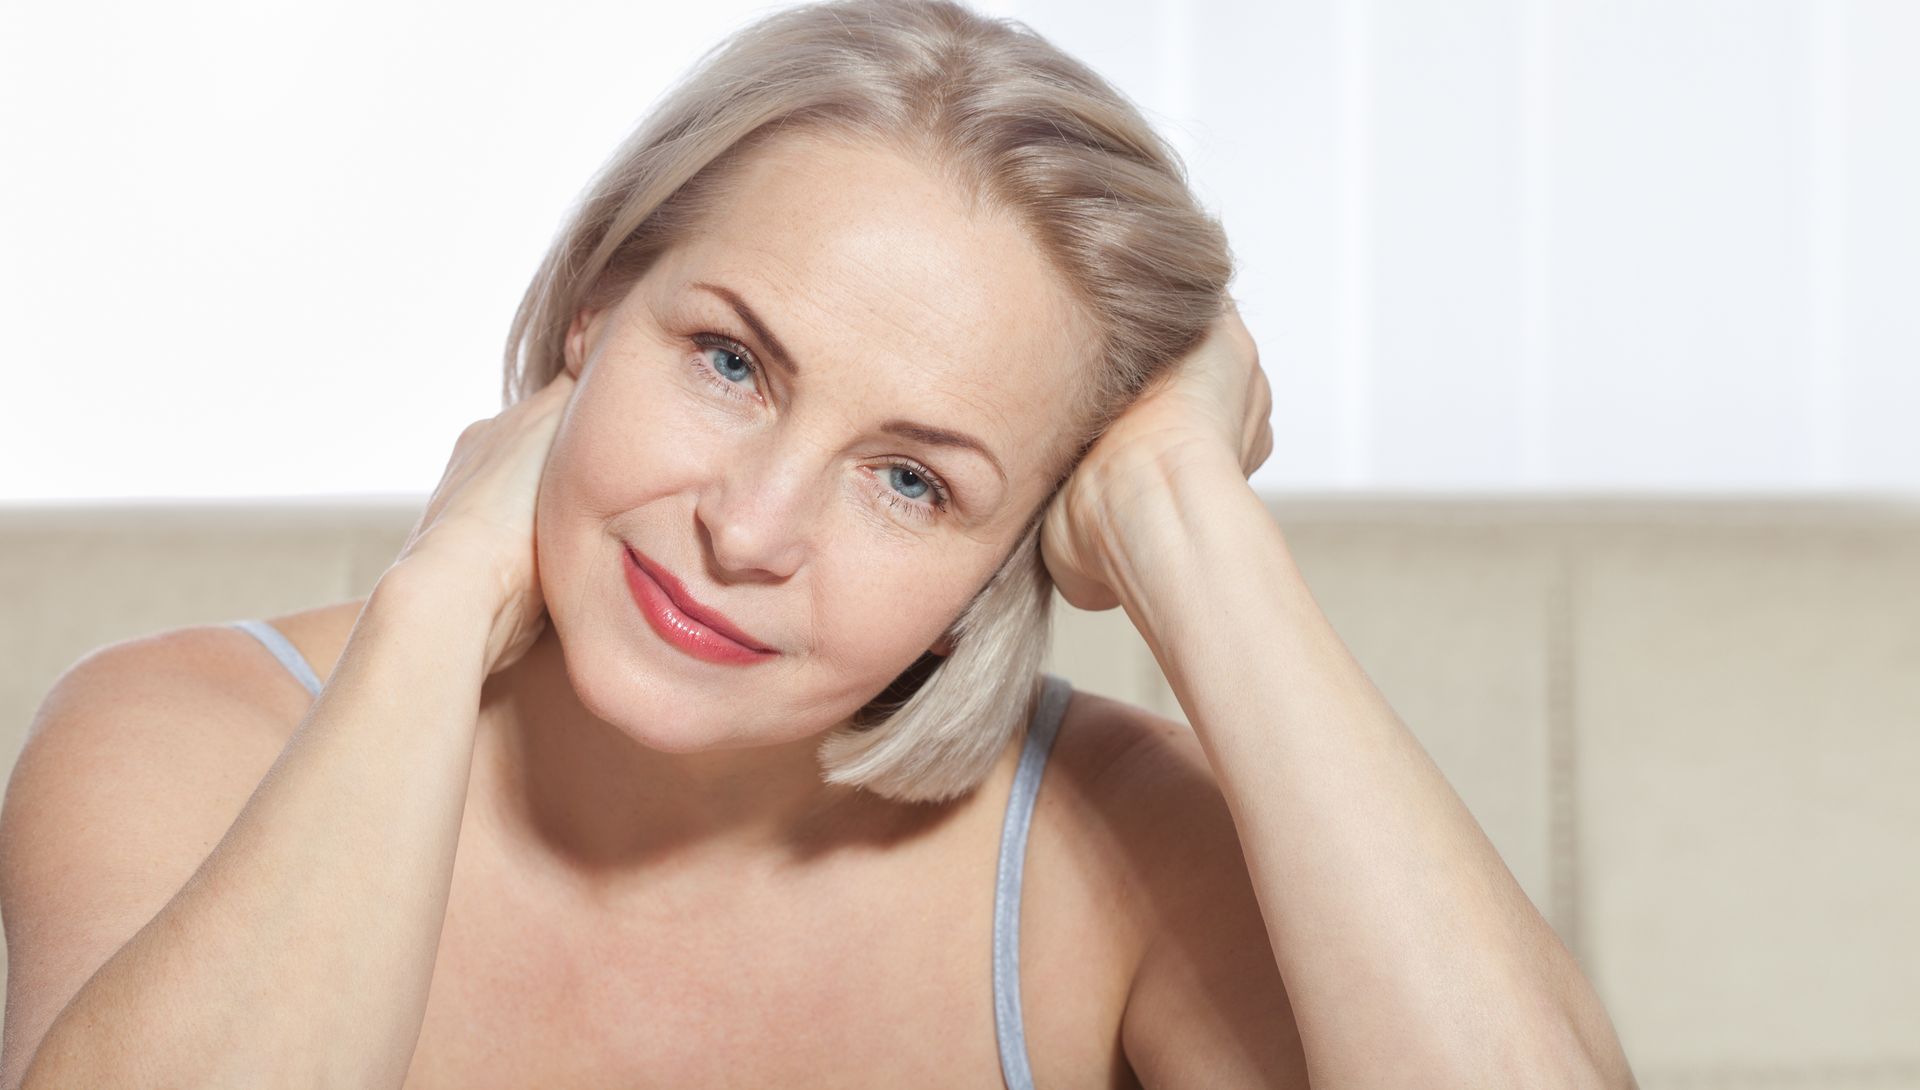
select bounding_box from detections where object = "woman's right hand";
[385,370,579,677]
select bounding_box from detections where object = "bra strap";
[229,619,324,697]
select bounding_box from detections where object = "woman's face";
[532,131,1092,751]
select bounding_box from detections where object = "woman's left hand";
[1041,297,1272,612]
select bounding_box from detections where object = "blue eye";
[870,459,953,522]
[687,331,954,521]
[886,464,931,501]
[694,335,756,388]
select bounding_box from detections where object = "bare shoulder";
[1043,686,1233,881]
[3,598,367,876]
[0,609,356,1087]
[1047,685,1310,1088]
[21,612,321,754]
[222,599,368,714]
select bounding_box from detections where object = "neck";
[469,622,953,896]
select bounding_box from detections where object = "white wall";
[2,0,1914,502]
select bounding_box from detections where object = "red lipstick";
[623,546,777,665]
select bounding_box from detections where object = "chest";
[396,780,1144,1088]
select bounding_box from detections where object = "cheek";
[548,358,712,503]
[813,551,985,658]
[532,373,690,577]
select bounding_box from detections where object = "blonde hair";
[504,0,1235,803]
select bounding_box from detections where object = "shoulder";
[4,601,363,828]
[4,598,367,879]
[23,618,309,751]
[1043,685,1238,898]
[224,600,365,711]
[1047,685,1311,1088]
[0,614,343,1087]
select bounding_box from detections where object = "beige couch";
[3,496,1916,1087]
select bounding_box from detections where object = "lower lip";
[623,548,776,666]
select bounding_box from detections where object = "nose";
[692,435,813,581]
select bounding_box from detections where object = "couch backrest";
[2,496,1915,1086]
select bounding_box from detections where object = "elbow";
[1437,1005,1638,1090]
[1525,1003,1639,1090]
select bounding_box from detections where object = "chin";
[556,622,820,754]
[560,632,709,734]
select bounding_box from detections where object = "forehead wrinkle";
[696,145,1059,374]
[719,246,997,410]
[679,264,1018,494]
[927,377,1018,470]
[814,283,1024,483]
[677,176,1069,492]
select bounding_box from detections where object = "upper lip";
[627,546,775,653]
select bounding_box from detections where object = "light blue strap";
[229,619,324,697]
[993,672,1073,1090]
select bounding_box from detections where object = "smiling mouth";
[622,545,777,659]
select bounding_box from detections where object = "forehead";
[653,132,1092,478]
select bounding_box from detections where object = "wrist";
[1090,442,1246,578]
[365,555,501,656]
[1070,444,1331,759]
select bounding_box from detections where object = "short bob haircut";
[503,0,1235,804]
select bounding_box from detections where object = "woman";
[0,1,1633,1086]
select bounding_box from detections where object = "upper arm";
[1102,708,1311,1089]
[0,629,293,1089]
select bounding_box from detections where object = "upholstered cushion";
[4,496,1915,1085]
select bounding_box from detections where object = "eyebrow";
[878,420,1008,486]
[688,280,1009,486]
[692,281,802,377]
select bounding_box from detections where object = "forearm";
[25,567,492,1090]
[1094,450,1633,1089]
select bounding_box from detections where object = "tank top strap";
[992,671,1073,1090]
[229,619,324,698]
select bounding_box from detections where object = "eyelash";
[688,332,954,522]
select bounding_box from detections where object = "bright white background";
[2,0,1915,502]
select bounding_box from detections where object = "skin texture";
[474,129,1098,887]
[1038,308,1639,1085]
[1,124,1630,1089]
